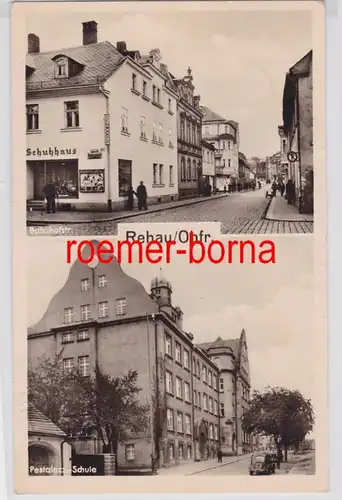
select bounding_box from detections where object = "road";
[194,455,251,476]
[27,188,314,236]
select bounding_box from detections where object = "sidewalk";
[26,193,229,226]
[157,453,252,476]
[265,196,314,223]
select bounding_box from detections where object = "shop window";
[125,444,135,461]
[78,355,90,377]
[26,104,39,131]
[116,298,127,316]
[64,101,80,128]
[118,159,132,198]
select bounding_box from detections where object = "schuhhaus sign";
[26,147,77,157]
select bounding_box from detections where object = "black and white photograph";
[22,2,321,237]
[25,237,317,480]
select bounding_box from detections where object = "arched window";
[181,157,186,182]
[192,159,197,181]
[187,158,191,181]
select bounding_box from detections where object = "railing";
[26,75,103,90]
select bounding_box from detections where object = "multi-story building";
[26,21,178,212]
[238,152,249,180]
[265,152,282,181]
[277,126,289,182]
[282,50,313,214]
[202,140,216,189]
[200,106,239,191]
[28,242,251,472]
[172,68,203,198]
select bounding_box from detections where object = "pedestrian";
[271,181,277,197]
[43,180,58,214]
[280,182,285,197]
[285,179,295,205]
[224,185,227,194]
[126,186,136,210]
[217,448,223,463]
[136,181,148,210]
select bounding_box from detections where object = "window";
[203,394,208,411]
[158,123,163,143]
[178,444,184,459]
[78,355,90,377]
[121,107,128,133]
[140,116,146,138]
[204,126,209,135]
[118,159,132,197]
[81,304,91,321]
[183,349,189,369]
[197,361,200,377]
[168,98,172,112]
[98,301,108,318]
[185,415,191,435]
[222,141,226,150]
[125,444,135,461]
[26,104,39,131]
[63,357,74,374]
[62,332,73,343]
[56,57,67,77]
[167,409,174,430]
[209,397,213,413]
[228,159,231,168]
[193,357,196,373]
[77,330,89,341]
[169,443,174,460]
[220,403,225,417]
[214,425,219,440]
[209,423,214,439]
[180,120,185,140]
[175,342,181,363]
[166,371,173,394]
[153,163,158,185]
[213,374,217,389]
[202,365,207,383]
[81,278,90,291]
[64,307,74,324]
[98,275,107,288]
[214,400,218,416]
[116,298,127,316]
[198,392,201,409]
[193,390,197,406]
[168,128,173,148]
[165,333,172,356]
[208,371,213,387]
[184,382,190,402]
[187,446,192,459]
[176,377,182,398]
[152,85,156,102]
[225,125,228,133]
[65,101,79,128]
[158,164,164,185]
[176,412,183,432]
[132,73,137,90]
[223,159,226,167]
[142,80,147,96]
[152,121,157,141]
[227,141,231,149]
[157,88,161,104]
[219,378,224,391]
[169,165,174,186]
[282,138,286,152]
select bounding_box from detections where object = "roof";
[197,336,240,359]
[26,41,124,88]
[290,50,312,77]
[28,403,66,438]
[202,139,216,150]
[201,106,226,123]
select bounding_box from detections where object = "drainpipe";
[99,86,112,212]
[295,79,303,214]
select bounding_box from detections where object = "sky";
[25,9,312,157]
[27,236,316,419]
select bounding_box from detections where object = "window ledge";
[121,131,131,137]
[140,136,148,142]
[169,144,174,149]
[142,95,151,102]
[152,183,165,188]
[77,338,90,343]
[60,127,82,133]
[168,110,174,116]
[176,396,183,402]
[152,101,164,109]
[169,183,175,188]
[61,340,74,345]
[131,89,141,96]
[152,140,164,147]
[26,129,42,135]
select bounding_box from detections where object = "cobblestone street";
[27,189,314,237]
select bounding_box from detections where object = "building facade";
[201,106,239,191]
[172,69,203,198]
[282,50,313,214]
[26,21,178,212]
[202,140,216,189]
[28,242,251,472]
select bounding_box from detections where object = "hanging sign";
[287,151,298,163]
[104,114,110,146]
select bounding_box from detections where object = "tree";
[241,386,314,464]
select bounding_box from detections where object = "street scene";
[26,237,317,477]
[24,7,315,236]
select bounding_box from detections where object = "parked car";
[249,453,276,475]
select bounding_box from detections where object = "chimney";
[116,41,127,54]
[28,34,40,54]
[82,21,98,45]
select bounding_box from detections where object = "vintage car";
[249,453,276,475]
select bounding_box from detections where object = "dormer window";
[55,57,68,78]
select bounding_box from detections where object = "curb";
[264,197,313,223]
[26,194,229,226]
[186,454,252,476]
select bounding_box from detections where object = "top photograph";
[22,4,322,237]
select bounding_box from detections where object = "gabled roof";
[290,50,312,77]
[28,403,66,438]
[26,41,124,87]
[197,337,240,359]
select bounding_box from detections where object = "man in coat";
[136,181,148,210]
[42,181,58,214]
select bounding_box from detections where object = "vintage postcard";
[12,0,326,496]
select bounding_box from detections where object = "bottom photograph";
[26,237,316,478]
